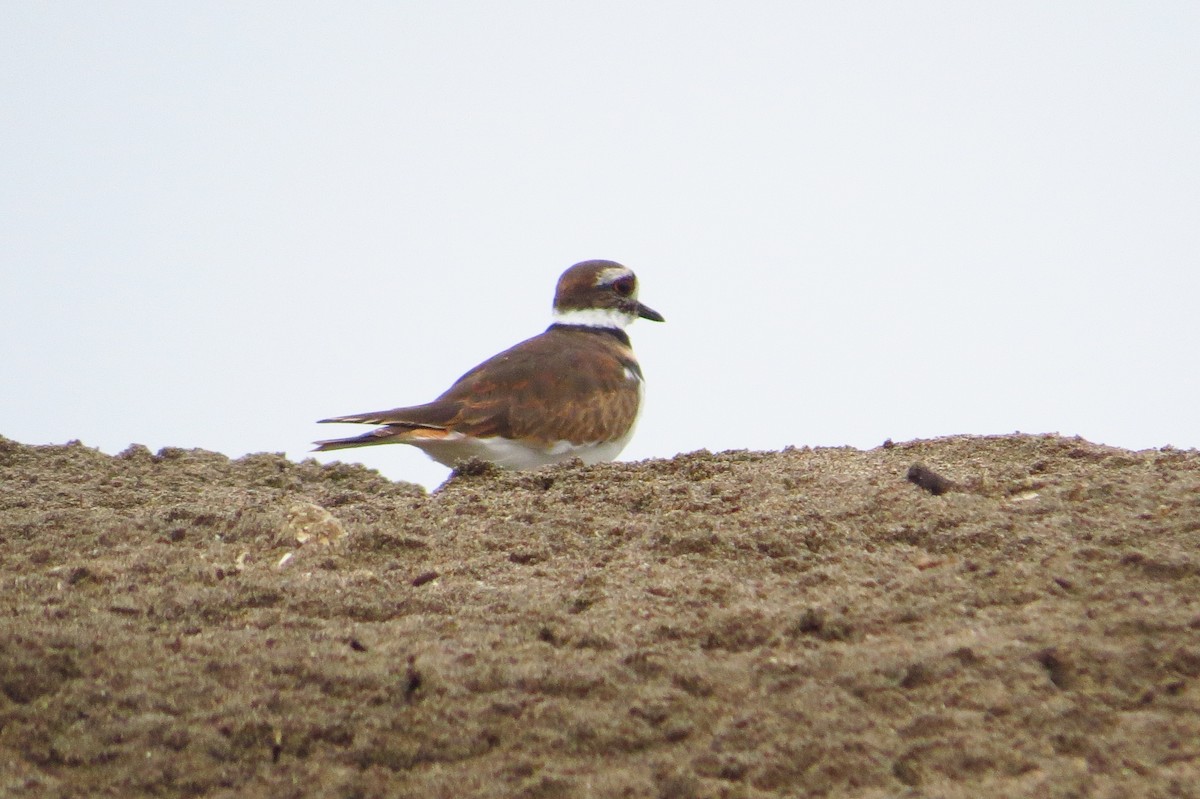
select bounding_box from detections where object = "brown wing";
[318,327,642,446]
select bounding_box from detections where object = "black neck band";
[547,323,632,348]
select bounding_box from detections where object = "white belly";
[411,429,635,470]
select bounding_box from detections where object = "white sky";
[3,3,1198,490]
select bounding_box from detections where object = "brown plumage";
[315,260,663,469]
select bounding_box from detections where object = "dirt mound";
[2,433,1198,797]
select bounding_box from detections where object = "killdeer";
[315,259,664,469]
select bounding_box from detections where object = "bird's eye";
[612,276,635,297]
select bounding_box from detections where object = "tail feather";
[315,403,456,452]
[318,413,406,425]
[313,423,449,452]
[313,427,394,452]
[317,401,455,429]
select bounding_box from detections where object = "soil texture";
[1,433,1199,798]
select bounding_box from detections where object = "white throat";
[552,307,635,330]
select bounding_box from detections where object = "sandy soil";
[1,433,1199,798]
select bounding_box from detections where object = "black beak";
[636,302,665,323]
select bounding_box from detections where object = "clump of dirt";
[1,433,1198,797]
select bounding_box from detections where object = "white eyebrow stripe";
[594,266,633,286]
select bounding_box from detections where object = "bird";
[314,259,664,470]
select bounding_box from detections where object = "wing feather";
[317,327,643,448]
